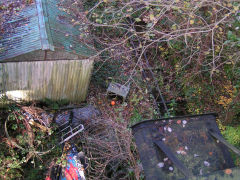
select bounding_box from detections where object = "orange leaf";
[177,120,181,124]
[225,169,232,175]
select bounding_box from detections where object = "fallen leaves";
[190,20,194,25]
[149,13,155,21]
[135,18,141,22]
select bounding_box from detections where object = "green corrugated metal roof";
[0,0,96,61]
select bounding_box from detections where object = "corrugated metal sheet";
[0,0,96,61]
[0,3,41,60]
[0,59,93,102]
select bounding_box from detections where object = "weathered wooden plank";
[0,59,93,103]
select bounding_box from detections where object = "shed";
[0,0,96,102]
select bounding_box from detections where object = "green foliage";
[222,126,240,166]
[41,98,69,110]
[223,126,240,146]
[164,100,177,117]
[0,105,61,179]
[23,162,46,180]
[130,109,142,126]
[91,59,122,88]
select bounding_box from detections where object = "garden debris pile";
[5,105,56,156]
[1,102,140,179]
[79,117,140,180]
[22,105,53,127]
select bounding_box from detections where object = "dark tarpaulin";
[131,113,240,180]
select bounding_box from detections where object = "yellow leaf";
[234,6,239,11]
[103,0,108,2]
[135,18,141,22]
[227,3,232,8]
[172,24,177,30]
[159,46,165,51]
[127,7,133,12]
[190,20,194,25]
[150,14,155,21]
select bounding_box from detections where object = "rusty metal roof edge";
[130,112,218,129]
[36,0,54,51]
[0,57,94,64]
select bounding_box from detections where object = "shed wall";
[0,59,93,102]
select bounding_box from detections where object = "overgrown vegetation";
[85,0,240,178]
[0,102,62,179]
[0,0,240,179]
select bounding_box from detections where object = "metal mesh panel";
[43,0,96,58]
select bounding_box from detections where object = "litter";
[157,162,164,168]
[107,82,130,101]
[204,161,210,167]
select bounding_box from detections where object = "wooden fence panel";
[0,59,93,102]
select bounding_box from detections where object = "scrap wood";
[22,105,53,127]
[29,119,52,135]
[5,114,55,157]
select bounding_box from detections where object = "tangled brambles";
[79,117,141,179]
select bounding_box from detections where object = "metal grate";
[58,121,84,144]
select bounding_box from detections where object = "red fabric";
[64,163,79,180]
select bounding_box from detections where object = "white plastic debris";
[167,127,172,132]
[194,154,199,157]
[204,161,210,167]
[177,150,187,155]
[185,146,188,150]
[183,124,185,128]
[157,162,164,168]
[199,169,203,175]
[182,120,187,125]
[162,138,166,141]
[163,157,168,161]
[164,127,167,131]
[169,166,173,171]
